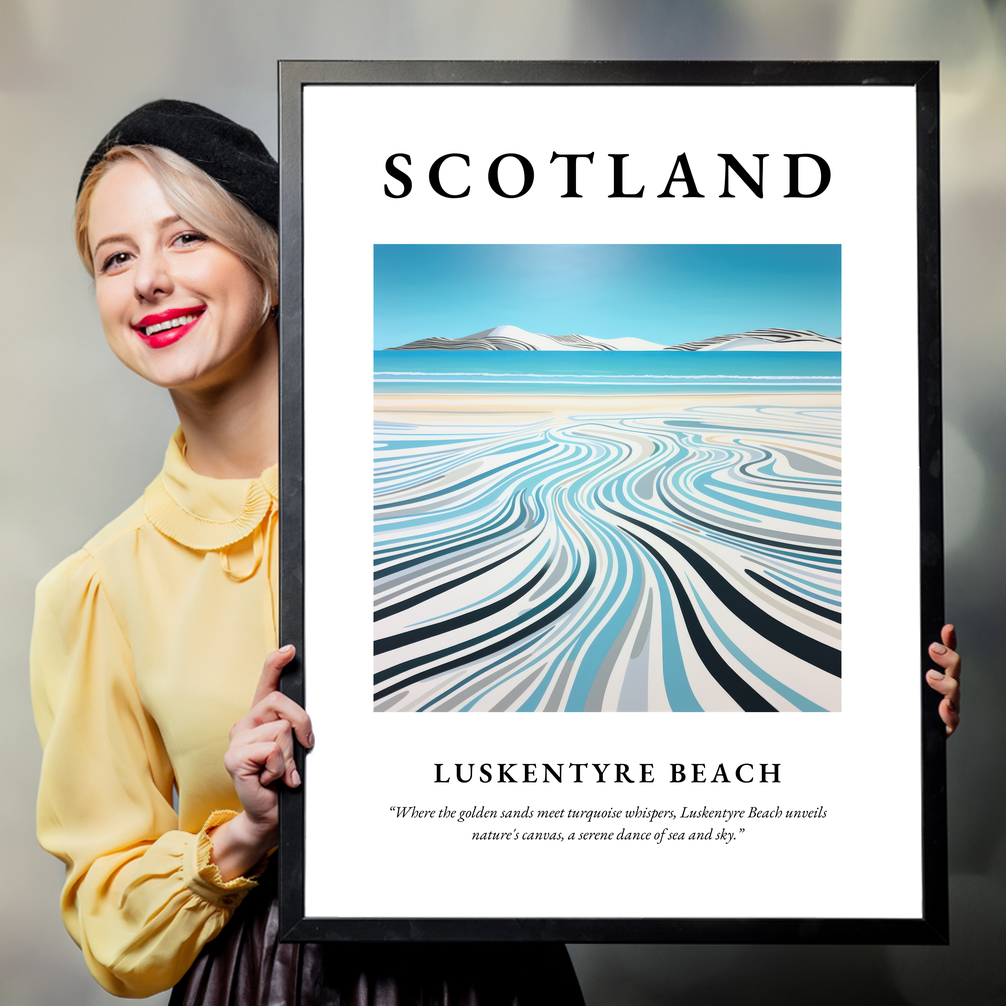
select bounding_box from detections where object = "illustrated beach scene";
[373,245,841,712]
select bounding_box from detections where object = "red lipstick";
[133,306,205,349]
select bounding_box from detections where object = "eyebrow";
[91,215,185,258]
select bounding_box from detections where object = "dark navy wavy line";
[374,485,526,560]
[374,443,557,510]
[605,503,841,677]
[745,569,841,624]
[655,483,841,557]
[375,491,531,576]
[374,558,551,655]
[374,548,596,693]
[625,532,777,711]
[375,535,545,622]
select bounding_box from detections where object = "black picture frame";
[277,60,945,944]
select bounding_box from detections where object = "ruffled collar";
[143,428,278,551]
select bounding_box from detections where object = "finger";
[928,641,961,681]
[258,742,287,787]
[939,697,960,737]
[224,739,287,786]
[252,644,296,707]
[927,670,960,739]
[941,624,957,652]
[926,669,960,705]
[245,690,314,749]
[233,719,301,788]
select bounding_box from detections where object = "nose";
[133,247,173,303]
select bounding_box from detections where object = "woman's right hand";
[209,645,314,881]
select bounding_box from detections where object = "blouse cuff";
[183,810,269,909]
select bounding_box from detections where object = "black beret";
[78,99,278,228]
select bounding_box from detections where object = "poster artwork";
[373,243,841,713]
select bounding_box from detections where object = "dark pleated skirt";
[169,869,584,1006]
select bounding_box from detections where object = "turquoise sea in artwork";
[374,350,841,397]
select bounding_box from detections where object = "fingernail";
[280,644,295,655]
[292,768,301,787]
[928,670,944,680]
[931,643,947,655]
[306,732,315,748]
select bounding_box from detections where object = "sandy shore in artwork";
[375,392,841,422]
[374,394,842,712]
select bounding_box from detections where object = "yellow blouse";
[31,428,279,998]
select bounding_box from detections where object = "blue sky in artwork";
[372,244,840,350]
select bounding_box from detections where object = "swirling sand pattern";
[374,404,841,712]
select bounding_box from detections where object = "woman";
[31,99,585,1003]
[32,99,962,1002]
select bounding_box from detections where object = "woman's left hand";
[926,624,961,737]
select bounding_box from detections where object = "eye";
[172,230,208,249]
[100,251,132,274]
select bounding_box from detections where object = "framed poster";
[277,61,946,943]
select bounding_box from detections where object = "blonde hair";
[75,145,278,322]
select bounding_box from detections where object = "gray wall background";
[2,2,1003,1003]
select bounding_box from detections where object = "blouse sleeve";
[31,549,262,998]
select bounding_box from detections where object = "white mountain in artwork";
[666,328,842,352]
[385,325,840,352]
[386,325,666,351]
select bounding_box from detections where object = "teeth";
[143,313,199,337]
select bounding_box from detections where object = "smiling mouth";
[131,307,207,349]
[135,307,206,338]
